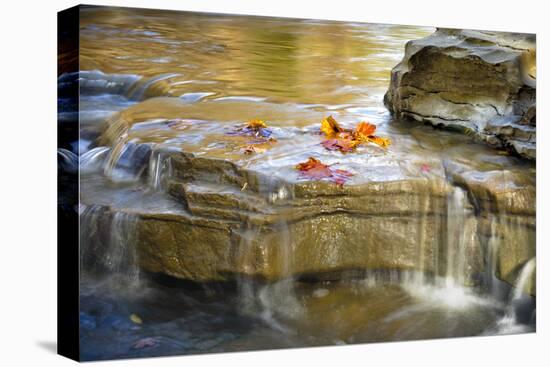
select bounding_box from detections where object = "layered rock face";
[384,29,536,159]
[81,97,536,295]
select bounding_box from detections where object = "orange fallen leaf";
[321,116,345,137]
[367,136,391,148]
[296,157,323,171]
[319,117,390,152]
[227,119,273,138]
[335,131,354,140]
[353,122,391,148]
[355,122,377,139]
[295,157,353,186]
[246,119,268,129]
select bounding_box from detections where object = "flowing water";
[61,6,536,361]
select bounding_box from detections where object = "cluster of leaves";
[227,119,277,155]
[320,116,390,153]
[223,117,392,186]
[295,157,353,186]
[228,119,273,138]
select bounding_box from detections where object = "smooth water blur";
[79,6,432,108]
[73,7,535,361]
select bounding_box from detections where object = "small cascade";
[80,146,111,174]
[104,212,141,285]
[484,215,510,301]
[125,73,181,101]
[78,70,141,96]
[398,185,489,310]
[235,183,303,333]
[492,258,536,334]
[147,148,173,190]
[80,205,141,287]
[257,220,304,326]
[411,187,434,287]
[486,217,499,292]
[445,187,470,287]
[57,148,78,173]
[104,139,152,182]
[512,258,536,301]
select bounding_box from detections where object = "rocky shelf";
[80,97,536,295]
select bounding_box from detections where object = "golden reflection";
[79,6,433,107]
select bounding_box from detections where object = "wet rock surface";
[384,29,536,159]
[80,96,536,295]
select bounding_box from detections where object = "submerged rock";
[384,29,536,159]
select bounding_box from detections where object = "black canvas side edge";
[57,4,80,362]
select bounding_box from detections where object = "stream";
[59,6,535,361]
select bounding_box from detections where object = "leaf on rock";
[319,117,391,152]
[295,157,353,186]
[368,136,391,148]
[247,119,268,129]
[227,119,273,138]
[130,314,143,324]
[321,138,358,153]
[355,122,377,139]
[321,115,345,137]
[353,121,391,148]
[420,163,431,173]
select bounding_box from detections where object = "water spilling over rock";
[64,7,536,360]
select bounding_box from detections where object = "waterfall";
[80,146,110,174]
[491,257,536,334]
[445,187,470,287]
[398,185,490,310]
[104,212,141,284]
[104,139,152,182]
[125,73,180,101]
[235,183,303,333]
[257,220,304,326]
[147,147,173,190]
[512,258,536,301]
[78,70,141,96]
[80,206,141,287]
[58,148,78,173]
[486,216,499,293]
[412,190,431,286]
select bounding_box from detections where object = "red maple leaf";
[420,164,431,173]
[295,157,353,186]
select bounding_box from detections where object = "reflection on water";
[79,6,432,107]
[70,6,535,361]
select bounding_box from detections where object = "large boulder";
[384,29,536,159]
